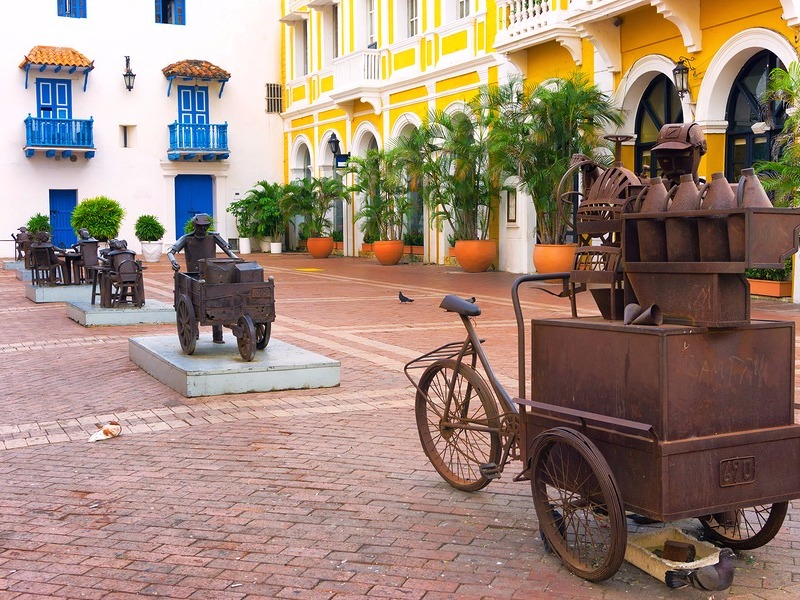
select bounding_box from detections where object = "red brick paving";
[1,252,799,599]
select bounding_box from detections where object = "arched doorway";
[634,74,683,175]
[725,50,786,180]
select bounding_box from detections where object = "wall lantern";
[123,56,136,91]
[328,133,341,157]
[672,56,695,99]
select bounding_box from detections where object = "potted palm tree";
[281,176,347,258]
[134,214,166,262]
[346,147,411,265]
[229,180,287,253]
[473,73,623,272]
[394,108,501,272]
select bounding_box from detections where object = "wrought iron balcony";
[23,115,95,159]
[167,121,229,161]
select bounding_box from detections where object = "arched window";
[725,50,785,180]
[634,74,683,176]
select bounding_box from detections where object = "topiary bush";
[26,213,52,234]
[134,214,166,241]
[71,196,125,241]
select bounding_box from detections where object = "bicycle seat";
[440,294,481,317]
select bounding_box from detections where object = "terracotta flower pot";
[533,243,576,274]
[306,236,334,258]
[372,240,404,265]
[454,240,497,273]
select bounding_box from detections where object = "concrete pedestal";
[66,300,176,326]
[3,260,24,270]
[25,284,93,303]
[15,269,32,281]
[129,334,340,397]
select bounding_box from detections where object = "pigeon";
[88,421,122,443]
[399,291,414,303]
[665,547,735,591]
[466,296,476,303]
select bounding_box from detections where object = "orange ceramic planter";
[372,240,404,265]
[454,240,497,273]
[306,237,334,258]
[533,243,576,274]
[747,278,792,297]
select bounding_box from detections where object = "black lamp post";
[672,56,694,99]
[123,56,136,91]
[327,133,349,170]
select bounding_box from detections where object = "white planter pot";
[238,236,251,254]
[270,241,283,254]
[140,241,163,263]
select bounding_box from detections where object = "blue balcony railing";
[24,115,94,148]
[168,122,229,160]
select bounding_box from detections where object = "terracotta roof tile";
[19,45,93,69]
[162,59,231,81]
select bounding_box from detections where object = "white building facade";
[0,0,283,256]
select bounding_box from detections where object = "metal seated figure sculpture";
[28,231,65,286]
[108,250,144,307]
[650,122,707,187]
[12,227,30,262]
[167,213,238,343]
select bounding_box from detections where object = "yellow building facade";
[280,0,800,272]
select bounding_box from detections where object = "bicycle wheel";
[531,427,626,582]
[698,503,788,550]
[415,359,501,492]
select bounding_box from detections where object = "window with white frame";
[395,0,419,40]
[294,19,309,77]
[458,0,470,19]
[367,0,377,47]
[322,4,339,67]
[408,0,419,37]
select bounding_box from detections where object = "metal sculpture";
[407,121,800,582]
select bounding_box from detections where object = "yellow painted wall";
[291,115,314,129]
[442,30,468,55]
[394,47,417,71]
[320,74,334,94]
[525,42,579,82]
[291,84,307,103]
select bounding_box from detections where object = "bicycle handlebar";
[511,273,570,400]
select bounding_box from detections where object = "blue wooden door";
[178,86,209,148]
[49,189,77,248]
[174,175,213,235]
[37,79,72,145]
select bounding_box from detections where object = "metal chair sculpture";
[107,252,144,307]
[74,240,100,284]
[29,245,64,286]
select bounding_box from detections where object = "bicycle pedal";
[479,462,501,479]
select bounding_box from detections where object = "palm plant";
[228,180,287,239]
[346,147,411,241]
[281,176,346,238]
[473,73,623,244]
[755,61,799,207]
[393,108,501,242]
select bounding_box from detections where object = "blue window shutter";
[77,0,86,17]
[155,0,163,23]
[57,0,67,16]
[175,0,185,25]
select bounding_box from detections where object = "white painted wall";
[0,0,283,257]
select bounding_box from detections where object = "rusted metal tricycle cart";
[406,126,800,582]
[174,258,275,361]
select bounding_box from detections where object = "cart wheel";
[256,322,271,350]
[698,502,788,550]
[176,294,197,355]
[531,427,626,582]
[414,359,501,492]
[236,315,257,361]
